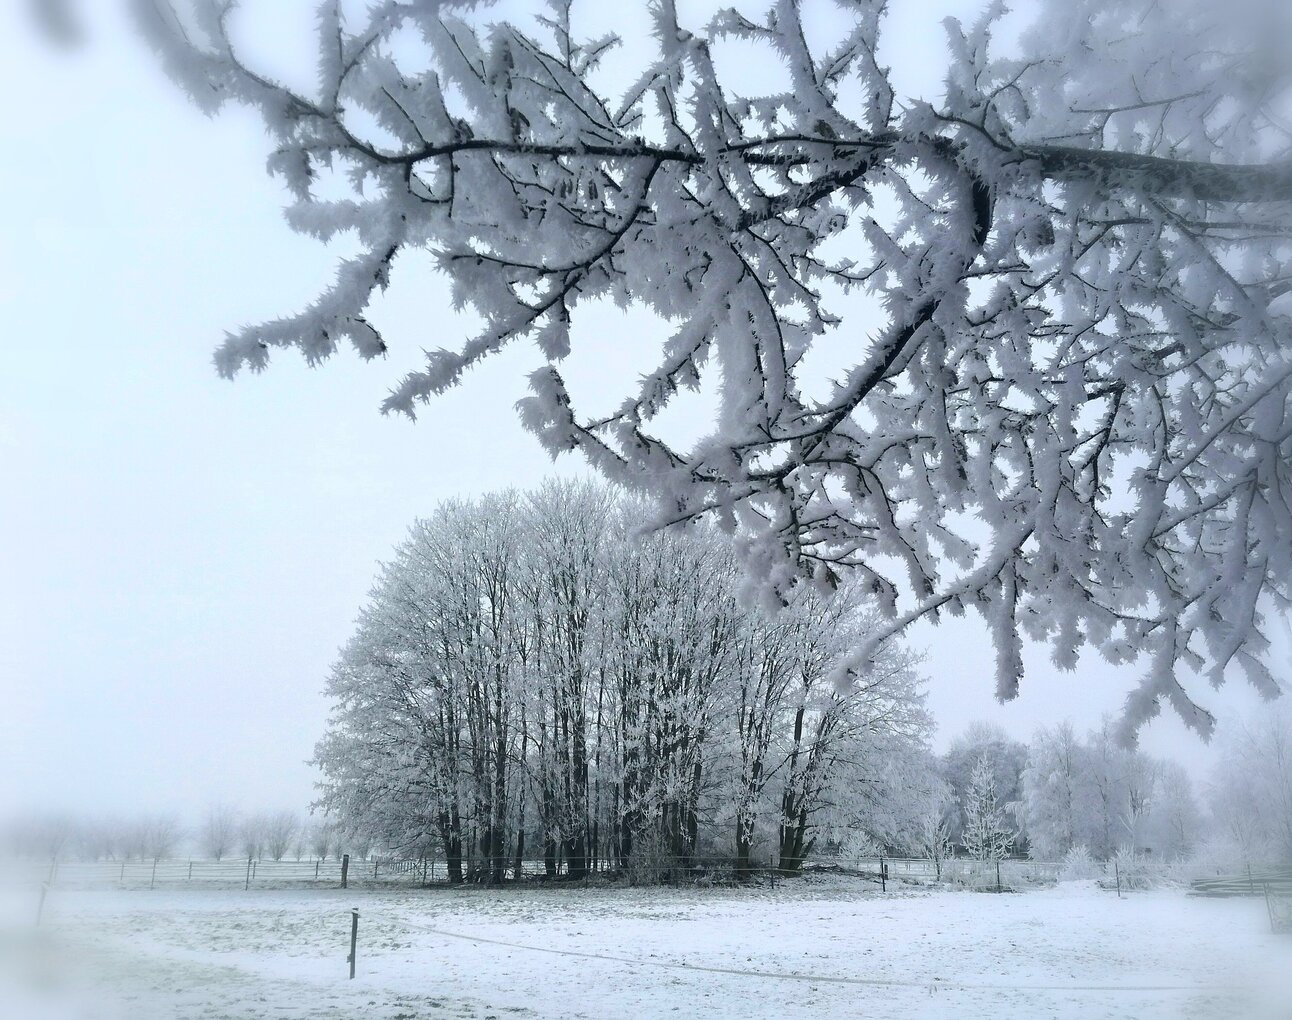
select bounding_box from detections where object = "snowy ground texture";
[1,876,1288,1019]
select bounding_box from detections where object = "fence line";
[3,857,358,888]
[6,852,1072,891]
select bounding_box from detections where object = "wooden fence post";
[1114,859,1122,898]
[995,860,1001,894]
[37,882,49,925]
[347,909,359,979]
[341,853,350,889]
[187,860,193,882]
[150,858,158,890]
[245,856,253,891]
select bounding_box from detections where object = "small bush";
[1059,845,1101,882]
[1104,848,1174,890]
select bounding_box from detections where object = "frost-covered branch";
[140,0,1292,735]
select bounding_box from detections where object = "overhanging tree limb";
[136,0,1292,738]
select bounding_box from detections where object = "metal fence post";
[347,908,359,979]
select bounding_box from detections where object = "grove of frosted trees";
[312,481,1282,879]
[134,0,1292,734]
[902,719,1212,865]
[314,482,934,881]
[1206,705,1292,865]
[1016,721,1202,863]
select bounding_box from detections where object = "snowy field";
[1,877,1287,1020]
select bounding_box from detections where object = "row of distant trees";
[922,721,1200,864]
[193,807,355,862]
[926,707,1292,868]
[0,809,361,863]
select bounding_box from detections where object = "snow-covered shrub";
[1104,848,1176,890]
[838,831,885,861]
[1059,845,1101,881]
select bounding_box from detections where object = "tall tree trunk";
[735,814,754,880]
[441,805,464,884]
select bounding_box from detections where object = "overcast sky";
[1,0,1281,826]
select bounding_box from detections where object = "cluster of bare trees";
[0,808,336,863]
[1,812,184,862]
[909,721,1206,864]
[315,482,931,882]
[196,806,336,862]
[1018,722,1202,864]
[1207,705,1292,867]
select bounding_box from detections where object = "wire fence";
[5,851,1068,892]
[854,855,1063,889]
[5,856,406,889]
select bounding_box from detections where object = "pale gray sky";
[0,0,1278,825]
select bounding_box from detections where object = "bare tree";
[1210,705,1292,862]
[239,814,265,860]
[198,805,239,861]
[262,811,299,862]
[944,723,1028,850]
[135,0,1292,733]
[141,814,183,861]
[307,820,335,862]
[1021,723,1085,860]
[1151,763,1202,861]
[962,753,1013,861]
[915,791,956,881]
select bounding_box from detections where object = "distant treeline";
[0,809,358,862]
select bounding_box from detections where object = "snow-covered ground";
[1,876,1286,1019]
